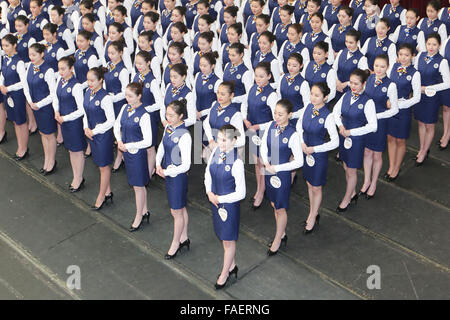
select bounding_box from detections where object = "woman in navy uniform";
[104,41,130,172]
[161,64,196,127]
[49,6,76,56]
[354,0,380,46]
[24,43,58,175]
[191,15,218,54]
[379,0,406,36]
[218,22,243,72]
[204,124,245,290]
[53,56,87,192]
[42,23,66,74]
[160,0,175,35]
[114,83,152,232]
[260,99,303,256]
[73,30,100,86]
[333,29,368,103]
[247,14,269,64]
[0,34,29,160]
[361,18,397,72]
[82,67,115,210]
[133,51,163,179]
[360,54,399,199]
[245,0,265,41]
[223,43,253,105]
[299,0,328,34]
[192,31,217,77]
[156,99,192,260]
[297,82,338,234]
[80,13,104,58]
[273,4,294,54]
[389,8,420,53]
[276,52,310,127]
[386,44,421,181]
[242,62,277,210]
[349,0,365,25]
[161,42,188,91]
[277,23,310,75]
[333,69,377,213]
[301,41,336,103]
[28,0,49,42]
[217,5,239,47]
[301,12,334,64]
[251,31,281,85]
[413,33,450,165]
[327,5,353,56]
[102,22,132,72]
[6,0,27,34]
[193,51,221,143]
[417,0,447,52]
[323,0,342,29]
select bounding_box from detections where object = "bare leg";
[440,106,450,146]
[132,187,147,228]
[0,103,6,138]
[147,147,156,179]
[85,143,91,156]
[69,151,85,187]
[417,123,435,162]
[15,123,29,155]
[361,148,374,192]
[387,135,396,176]
[367,151,383,196]
[180,207,189,243]
[56,123,63,144]
[217,240,236,285]
[269,209,287,252]
[306,182,322,230]
[26,102,37,132]
[339,164,357,208]
[95,165,111,207]
[417,121,426,158]
[43,133,57,170]
[113,149,123,170]
[391,138,406,178]
[168,208,184,255]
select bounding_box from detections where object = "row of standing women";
[1,0,450,290]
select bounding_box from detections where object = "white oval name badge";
[252,135,261,146]
[7,97,14,108]
[344,137,352,149]
[306,154,315,167]
[270,176,281,188]
[218,208,228,222]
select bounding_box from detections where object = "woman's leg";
[95,165,111,207]
[417,121,426,158]
[217,240,236,285]
[26,102,37,132]
[368,151,383,196]
[269,208,287,252]
[306,182,322,230]
[113,149,123,170]
[147,147,156,179]
[440,106,450,146]
[391,138,406,178]
[180,207,189,243]
[132,186,147,228]
[0,102,6,139]
[361,148,374,192]
[43,132,57,170]
[339,164,357,208]
[69,150,85,187]
[418,123,435,162]
[168,208,184,255]
[56,123,63,144]
[14,122,29,156]
[387,135,397,176]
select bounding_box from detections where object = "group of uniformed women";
[1,0,450,290]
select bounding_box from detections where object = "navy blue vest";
[209,147,238,196]
[341,91,370,130]
[246,84,275,124]
[56,76,80,116]
[389,63,416,100]
[302,103,331,147]
[83,88,109,129]
[120,104,147,144]
[27,62,51,105]
[195,73,219,112]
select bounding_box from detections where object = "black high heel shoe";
[215,275,230,290]
[105,192,114,204]
[179,238,190,250]
[43,161,57,176]
[129,219,144,232]
[229,265,238,279]
[112,161,124,173]
[165,246,180,259]
[336,194,358,213]
[303,215,320,235]
[0,131,7,144]
[382,171,390,179]
[14,148,29,161]
[70,178,85,193]
[267,235,288,247]
[91,198,106,211]
[142,211,150,224]
[251,197,263,210]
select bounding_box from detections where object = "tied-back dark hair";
[398,43,415,56]
[219,81,235,94]
[2,34,18,46]
[312,82,330,98]
[136,50,152,63]
[219,124,241,141]
[51,5,65,16]
[15,15,30,25]
[314,40,329,53]
[426,32,441,45]
[229,22,243,36]
[168,41,187,54]
[173,6,187,16]
[88,66,108,81]
[108,40,124,53]
[339,5,354,17]
[224,6,239,17]
[287,52,303,66]
[350,69,371,84]
[200,51,219,66]
[78,30,93,41]
[43,22,58,34]
[139,30,155,42]
[374,53,390,66]
[30,42,46,54]
[229,42,245,55]
[259,31,275,43]
[127,82,143,97]
[276,99,293,114]
[280,5,295,15]
[199,14,215,25]
[59,55,76,68]
[172,21,188,34]
[167,98,187,117]
[199,31,215,43]
[171,63,188,77]
[256,14,270,25]
[145,11,160,23]
[255,61,272,76]
[82,12,96,23]
[346,28,361,42]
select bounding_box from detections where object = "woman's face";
[373,58,388,78]
[80,5,91,16]
[349,74,365,93]
[15,21,27,34]
[82,18,95,32]
[76,35,89,50]
[170,10,183,23]
[30,1,42,17]
[306,1,319,15]
[28,48,44,65]
[279,9,291,25]
[287,27,301,43]
[166,105,183,126]
[287,58,302,75]
[254,67,271,87]
[310,16,322,32]
[310,85,326,106]
[228,48,243,65]
[125,87,141,106]
[199,57,214,75]
[43,29,55,43]
[364,1,377,16]
[258,35,272,53]
[143,17,155,31]
[1,39,16,56]
[217,130,236,152]
[426,38,440,55]
[338,10,351,26]
[168,47,182,63]
[58,61,72,78]
[376,21,389,38]
[138,36,151,51]
[198,18,210,33]
[135,55,150,73]
[108,26,123,41]
[197,4,208,16]
[255,18,269,34]
[426,6,438,20]
[50,10,62,25]
[141,3,152,15]
[345,35,358,51]
[113,10,125,23]
[312,47,326,64]
[397,48,413,66]
[198,37,211,53]
[164,0,175,11]
[108,0,118,11]
[216,85,233,105]
[250,1,263,15]
[107,46,122,63]
[170,70,186,87]
[224,12,236,26]
[405,11,418,28]
[87,72,103,91]
[227,27,240,43]
[273,104,291,126]
[170,27,184,42]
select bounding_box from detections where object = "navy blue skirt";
[4,91,27,125]
[61,118,87,152]
[165,173,188,210]
[339,134,365,169]
[302,152,328,187]
[365,118,388,152]
[387,108,412,139]
[33,103,57,134]
[124,148,149,187]
[414,94,440,124]
[212,202,240,241]
[90,129,114,167]
[264,170,292,210]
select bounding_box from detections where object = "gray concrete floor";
[0,115,448,300]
